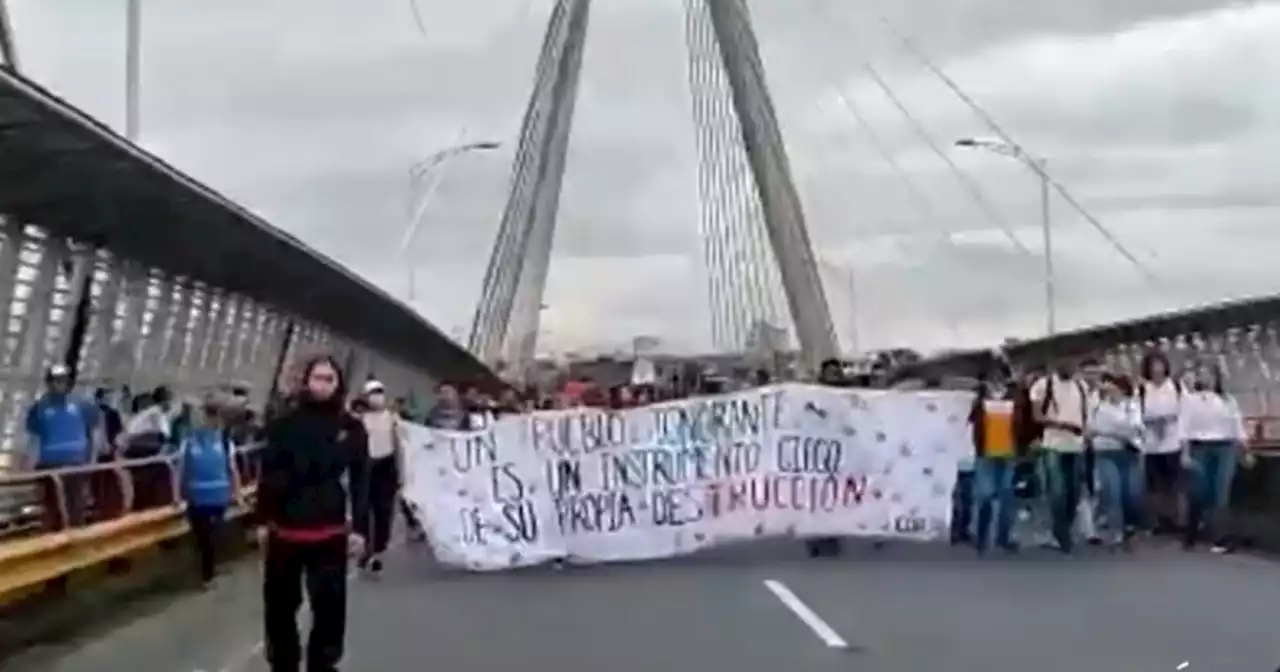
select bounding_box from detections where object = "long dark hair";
[293,354,348,411]
[1193,363,1226,396]
[1139,349,1172,381]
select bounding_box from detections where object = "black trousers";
[187,506,225,583]
[358,456,398,556]
[263,535,348,672]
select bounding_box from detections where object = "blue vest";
[31,395,91,467]
[181,429,233,508]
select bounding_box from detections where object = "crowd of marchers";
[949,350,1252,557]
[15,347,1258,672]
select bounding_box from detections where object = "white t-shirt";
[362,410,399,460]
[1177,391,1246,444]
[1087,398,1143,452]
[1139,379,1182,454]
[1028,375,1088,453]
[126,405,172,438]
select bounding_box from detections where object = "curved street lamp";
[400,139,503,304]
[954,136,1055,335]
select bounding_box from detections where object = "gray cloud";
[9,0,1280,356]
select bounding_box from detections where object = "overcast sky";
[8,0,1278,356]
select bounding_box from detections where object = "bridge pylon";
[468,0,839,376]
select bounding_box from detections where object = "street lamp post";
[954,137,1055,335]
[125,0,141,141]
[401,140,502,305]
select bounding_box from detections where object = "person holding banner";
[256,355,369,672]
[425,383,470,430]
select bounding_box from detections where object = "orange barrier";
[0,445,262,607]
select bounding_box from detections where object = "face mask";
[367,393,386,407]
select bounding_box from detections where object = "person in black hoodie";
[256,355,369,672]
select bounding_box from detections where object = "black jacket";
[255,401,369,535]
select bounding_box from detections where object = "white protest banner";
[401,384,972,572]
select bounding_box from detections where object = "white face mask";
[367,392,386,408]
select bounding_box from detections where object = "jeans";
[1039,450,1085,552]
[973,457,1017,552]
[950,470,975,543]
[1094,450,1143,539]
[1184,440,1239,545]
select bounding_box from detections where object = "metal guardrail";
[0,444,264,606]
[0,444,263,543]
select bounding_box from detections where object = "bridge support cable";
[745,5,982,344]
[465,0,559,362]
[702,0,839,367]
[875,15,1160,285]
[467,0,591,372]
[815,84,977,342]
[703,0,788,354]
[803,2,1035,261]
[467,0,572,364]
[501,1,589,374]
[684,0,786,352]
[472,0,837,369]
[685,0,733,350]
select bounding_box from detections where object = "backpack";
[1025,375,1087,444]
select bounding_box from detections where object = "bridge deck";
[15,541,1280,672]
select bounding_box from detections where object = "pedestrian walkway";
[14,539,1280,672]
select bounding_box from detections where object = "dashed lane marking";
[761,579,849,649]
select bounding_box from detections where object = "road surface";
[14,540,1280,671]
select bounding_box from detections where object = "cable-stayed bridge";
[460,0,1233,389]
[2,1,1280,671]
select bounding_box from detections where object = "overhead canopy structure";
[894,294,1280,380]
[1002,295,1280,364]
[0,67,495,384]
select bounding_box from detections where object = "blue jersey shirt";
[26,393,98,467]
[181,427,235,508]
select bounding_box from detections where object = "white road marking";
[762,579,849,649]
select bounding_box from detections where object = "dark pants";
[1042,451,1084,552]
[951,470,975,543]
[123,439,171,511]
[358,456,398,557]
[263,535,349,672]
[1145,452,1182,533]
[187,505,226,583]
